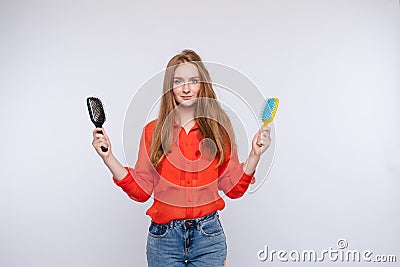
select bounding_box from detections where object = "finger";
[93,127,102,134]
[93,137,106,144]
[260,131,267,139]
[263,133,271,140]
[100,127,107,135]
[97,140,109,151]
[261,127,271,133]
[92,140,104,151]
[93,135,107,144]
[262,127,271,134]
[94,137,109,147]
[256,138,264,147]
[94,133,106,139]
[260,135,271,143]
[94,129,109,140]
[95,127,105,135]
[93,127,107,136]
[262,130,271,139]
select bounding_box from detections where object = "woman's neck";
[176,105,195,128]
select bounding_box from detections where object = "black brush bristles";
[87,97,108,152]
[87,97,106,128]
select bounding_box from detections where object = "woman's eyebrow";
[173,76,201,79]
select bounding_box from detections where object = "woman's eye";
[191,79,199,84]
[174,80,182,85]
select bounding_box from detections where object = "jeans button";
[185,221,194,228]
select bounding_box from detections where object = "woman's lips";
[182,96,193,100]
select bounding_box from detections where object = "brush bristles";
[87,97,106,127]
[261,98,278,121]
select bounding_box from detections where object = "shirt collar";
[173,120,199,130]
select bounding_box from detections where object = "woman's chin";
[180,99,196,107]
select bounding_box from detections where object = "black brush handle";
[97,129,108,152]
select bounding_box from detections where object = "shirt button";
[187,180,190,185]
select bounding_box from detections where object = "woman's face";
[172,62,201,107]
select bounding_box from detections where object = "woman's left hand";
[251,126,271,157]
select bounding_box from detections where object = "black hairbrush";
[87,96,108,152]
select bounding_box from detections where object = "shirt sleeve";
[113,126,159,202]
[217,145,256,199]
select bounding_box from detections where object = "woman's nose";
[182,82,191,93]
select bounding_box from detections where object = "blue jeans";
[146,212,227,267]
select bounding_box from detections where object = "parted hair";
[149,49,237,169]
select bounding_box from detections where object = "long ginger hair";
[149,49,237,169]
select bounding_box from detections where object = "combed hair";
[150,49,237,169]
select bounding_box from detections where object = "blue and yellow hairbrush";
[261,98,279,126]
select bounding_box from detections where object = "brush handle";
[263,120,270,127]
[97,130,108,152]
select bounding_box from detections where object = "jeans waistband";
[162,211,218,229]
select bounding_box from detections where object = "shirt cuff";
[241,162,256,184]
[113,167,132,186]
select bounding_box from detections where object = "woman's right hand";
[92,127,111,161]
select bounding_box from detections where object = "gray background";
[1,0,399,266]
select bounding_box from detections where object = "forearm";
[103,153,128,181]
[243,125,271,175]
[243,150,260,175]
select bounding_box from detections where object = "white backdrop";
[1,0,399,266]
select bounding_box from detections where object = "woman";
[92,49,271,266]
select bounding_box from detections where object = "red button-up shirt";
[113,119,255,224]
